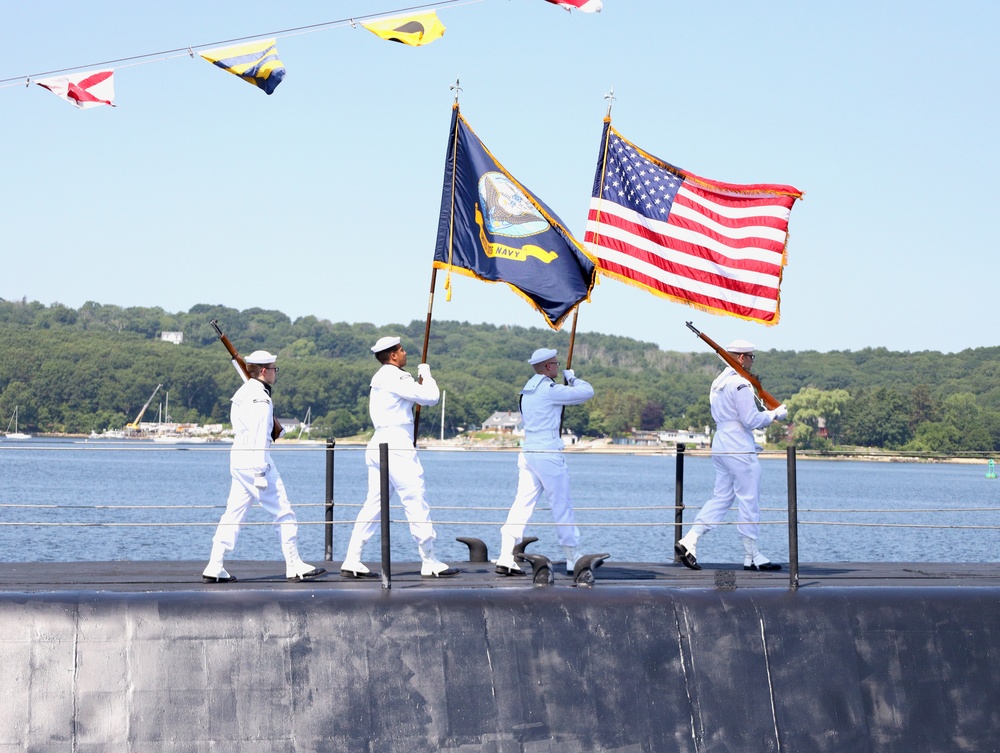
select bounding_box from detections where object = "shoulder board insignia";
[737,384,749,391]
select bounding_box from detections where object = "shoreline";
[18,433,994,465]
[414,437,992,465]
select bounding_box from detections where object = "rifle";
[685,321,782,410]
[210,319,283,441]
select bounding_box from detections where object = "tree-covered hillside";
[2,298,998,453]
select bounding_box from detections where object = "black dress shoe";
[674,542,702,571]
[287,567,327,582]
[202,574,237,583]
[495,564,526,576]
[422,567,460,578]
[744,562,782,571]
[340,568,379,579]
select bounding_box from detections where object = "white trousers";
[500,451,580,553]
[692,451,762,540]
[211,466,298,553]
[345,445,436,559]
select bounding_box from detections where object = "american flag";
[585,122,802,325]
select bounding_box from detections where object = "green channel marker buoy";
[987,459,996,479]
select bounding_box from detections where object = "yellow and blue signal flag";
[199,38,286,95]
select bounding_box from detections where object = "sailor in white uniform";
[202,350,325,583]
[340,337,459,579]
[495,348,595,576]
[675,339,787,572]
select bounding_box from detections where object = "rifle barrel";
[683,321,782,411]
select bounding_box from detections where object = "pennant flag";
[585,121,803,325]
[434,107,597,330]
[545,0,604,12]
[35,70,115,109]
[199,38,286,95]
[362,11,446,46]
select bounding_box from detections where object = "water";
[2,438,999,566]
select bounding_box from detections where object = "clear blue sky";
[3,1,998,355]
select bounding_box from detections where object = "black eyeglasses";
[265,366,279,372]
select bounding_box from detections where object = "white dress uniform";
[204,350,323,583]
[343,363,441,562]
[211,378,299,551]
[498,368,595,571]
[690,366,779,541]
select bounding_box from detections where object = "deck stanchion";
[324,439,336,561]
[674,443,685,562]
[787,444,799,589]
[379,442,391,589]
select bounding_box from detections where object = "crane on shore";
[126,384,162,432]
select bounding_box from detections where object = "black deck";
[4,559,1000,751]
[1,559,996,592]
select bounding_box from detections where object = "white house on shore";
[480,411,523,436]
[668,427,770,447]
[658,427,713,447]
[630,426,767,448]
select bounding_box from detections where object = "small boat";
[4,406,31,440]
[152,435,210,445]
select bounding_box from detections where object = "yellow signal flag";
[362,11,446,47]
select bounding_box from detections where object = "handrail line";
[2,441,999,584]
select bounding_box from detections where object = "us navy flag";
[433,106,596,330]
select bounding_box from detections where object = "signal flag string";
[0,0,484,89]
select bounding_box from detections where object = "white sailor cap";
[726,339,756,354]
[371,336,401,354]
[528,347,558,365]
[245,350,277,365]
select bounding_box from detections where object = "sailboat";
[285,407,324,445]
[152,392,208,444]
[5,406,31,440]
[297,407,312,439]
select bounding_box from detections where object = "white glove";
[754,443,764,453]
[253,474,268,490]
[417,363,431,380]
[772,404,788,421]
[562,369,576,383]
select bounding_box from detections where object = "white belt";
[716,421,746,430]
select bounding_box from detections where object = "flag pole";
[559,305,581,436]
[413,83,462,446]
[565,305,580,371]
[558,90,609,437]
[587,88,615,280]
[411,266,437,446]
